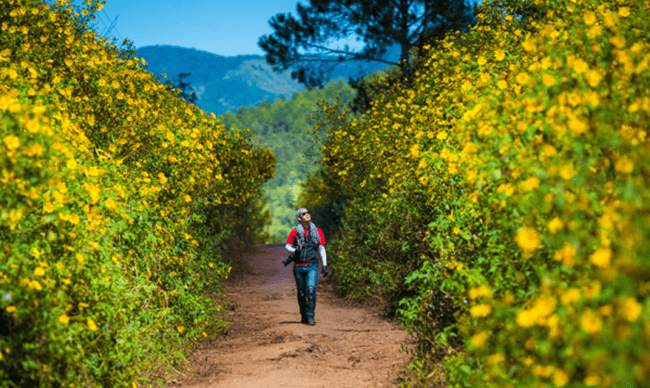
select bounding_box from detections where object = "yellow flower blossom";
[87,319,98,332]
[515,227,540,254]
[521,176,539,191]
[542,74,555,87]
[589,248,611,268]
[470,304,492,318]
[59,314,70,325]
[620,298,642,322]
[3,135,20,151]
[552,370,569,387]
[547,218,563,233]
[580,309,602,335]
[470,331,488,348]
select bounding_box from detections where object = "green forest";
[220,78,356,242]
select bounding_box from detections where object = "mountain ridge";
[135,44,398,116]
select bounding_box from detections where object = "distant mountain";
[135,45,398,116]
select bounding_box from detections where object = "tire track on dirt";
[173,244,413,388]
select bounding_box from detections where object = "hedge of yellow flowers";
[301,0,649,386]
[0,0,275,386]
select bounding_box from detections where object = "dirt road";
[175,244,413,388]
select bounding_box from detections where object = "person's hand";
[282,258,292,267]
[321,266,329,277]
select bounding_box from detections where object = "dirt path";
[175,244,413,388]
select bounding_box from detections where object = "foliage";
[220,78,355,242]
[258,0,475,87]
[300,0,650,386]
[0,0,274,386]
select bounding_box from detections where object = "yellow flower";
[6,306,16,313]
[558,164,576,180]
[515,227,540,254]
[547,218,563,233]
[59,314,70,325]
[34,267,45,276]
[477,56,487,66]
[76,253,85,265]
[468,285,492,299]
[66,158,78,170]
[516,72,530,85]
[487,353,504,364]
[105,198,118,211]
[3,135,20,151]
[609,35,626,49]
[584,375,601,386]
[494,50,505,61]
[589,248,611,268]
[184,195,192,203]
[618,7,630,17]
[87,319,98,332]
[83,183,101,204]
[496,183,514,196]
[583,12,596,25]
[522,39,536,52]
[542,73,555,87]
[554,243,576,267]
[620,298,642,322]
[573,58,589,74]
[410,144,420,158]
[580,309,602,335]
[31,248,41,258]
[521,176,539,191]
[599,305,613,316]
[587,70,602,87]
[177,326,185,334]
[470,331,488,348]
[470,304,492,318]
[516,309,535,328]
[615,158,634,173]
[552,370,569,387]
[532,295,556,318]
[497,80,508,90]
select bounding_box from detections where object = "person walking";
[283,208,328,325]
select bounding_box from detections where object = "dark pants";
[293,263,318,317]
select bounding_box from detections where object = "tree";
[258,0,475,88]
[176,72,198,105]
[162,72,198,105]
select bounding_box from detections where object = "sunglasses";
[301,211,310,216]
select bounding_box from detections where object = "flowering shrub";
[0,0,275,386]
[300,0,650,386]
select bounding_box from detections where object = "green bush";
[300,0,650,386]
[0,0,274,386]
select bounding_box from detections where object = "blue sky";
[91,0,361,57]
